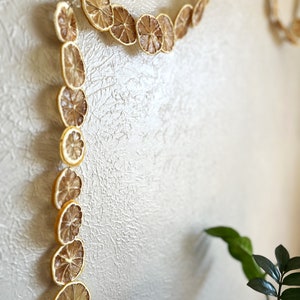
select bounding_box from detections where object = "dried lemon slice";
[55,281,91,300]
[192,0,205,27]
[61,42,86,89]
[81,0,114,31]
[52,239,84,285]
[157,14,175,53]
[174,4,193,40]
[53,168,82,210]
[54,2,78,42]
[58,86,88,127]
[56,200,82,245]
[60,127,85,167]
[109,5,137,45]
[136,14,163,55]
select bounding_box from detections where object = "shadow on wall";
[24,2,64,299]
[182,231,211,300]
[125,231,211,300]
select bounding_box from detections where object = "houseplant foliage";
[205,226,300,299]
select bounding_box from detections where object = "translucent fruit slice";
[52,239,84,285]
[53,168,82,210]
[55,281,91,300]
[54,2,78,42]
[157,14,175,53]
[58,86,88,127]
[81,0,114,31]
[109,5,137,45]
[192,0,205,27]
[136,14,163,55]
[174,4,193,40]
[60,127,85,167]
[61,42,86,89]
[56,200,82,245]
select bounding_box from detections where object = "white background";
[1,0,300,299]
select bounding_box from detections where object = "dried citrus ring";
[58,86,88,127]
[52,239,84,285]
[60,127,85,167]
[61,42,86,89]
[53,168,82,210]
[55,281,91,300]
[157,14,175,53]
[81,0,114,32]
[174,4,193,40]
[54,2,78,42]
[109,5,137,45]
[136,14,163,55]
[55,200,82,245]
[192,0,205,27]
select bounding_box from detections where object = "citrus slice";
[56,200,82,245]
[60,127,85,167]
[53,168,82,210]
[61,42,86,89]
[81,0,114,31]
[52,239,84,285]
[157,14,175,53]
[58,86,88,127]
[55,281,91,300]
[192,0,205,27]
[54,2,78,42]
[109,5,137,45]
[174,4,193,40]
[136,14,163,55]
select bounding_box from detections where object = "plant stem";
[277,283,282,300]
[277,274,284,300]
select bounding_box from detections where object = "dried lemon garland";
[50,0,209,299]
[80,0,209,55]
[52,2,90,299]
[268,0,300,45]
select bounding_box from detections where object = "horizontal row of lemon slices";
[54,0,209,55]
[52,2,91,299]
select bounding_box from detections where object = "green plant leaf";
[286,257,300,272]
[205,227,263,280]
[241,255,265,280]
[253,255,281,283]
[247,278,277,296]
[228,237,263,280]
[205,226,240,242]
[275,245,290,273]
[228,236,253,258]
[283,272,300,286]
[280,288,300,300]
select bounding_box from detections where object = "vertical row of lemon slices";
[52,2,90,299]
[80,0,210,55]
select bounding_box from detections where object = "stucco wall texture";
[1,0,300,299]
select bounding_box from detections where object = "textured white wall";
[1,0,300,299]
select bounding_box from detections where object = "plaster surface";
[1,1,300,299]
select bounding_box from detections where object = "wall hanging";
[51,0,210,298]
